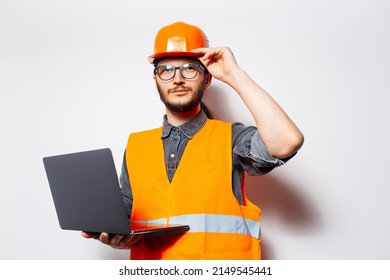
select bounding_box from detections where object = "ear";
[153,66,157,80]
[203,73,212,90]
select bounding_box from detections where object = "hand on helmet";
[191,47,241,84]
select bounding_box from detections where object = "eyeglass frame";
[154,62,208,81]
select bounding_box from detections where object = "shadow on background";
[245,174,322,259]
[204,84,321,259]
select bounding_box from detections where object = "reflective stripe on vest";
[132,213,261,239]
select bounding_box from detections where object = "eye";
[182,63,197,72]
[163,65,174,72]
[157,65,174,75]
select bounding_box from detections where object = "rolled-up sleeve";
[232,123,291,176]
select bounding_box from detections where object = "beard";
[157,83,204,113]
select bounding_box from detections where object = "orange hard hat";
[148,22,209,64]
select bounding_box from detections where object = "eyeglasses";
[154,63,206,81]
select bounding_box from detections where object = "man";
[82,22,304,259]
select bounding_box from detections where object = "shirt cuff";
[233,129,287,174]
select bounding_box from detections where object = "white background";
[1,0,389,259]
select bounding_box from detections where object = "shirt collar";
[161,110,207,139]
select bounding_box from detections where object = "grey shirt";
[120,110,289,217]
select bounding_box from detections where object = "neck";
[166,105,201,126]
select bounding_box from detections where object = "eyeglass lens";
[156,63,200,80]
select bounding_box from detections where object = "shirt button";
[170,153,175,159]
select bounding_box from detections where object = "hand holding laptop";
[81,231,143,249]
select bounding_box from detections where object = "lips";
[170,87,191,95]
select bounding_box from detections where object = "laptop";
[43,148,189,235]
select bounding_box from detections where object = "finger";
[190,47,209,55]
[191,48,219,62]
[200,50,225,66]
[118,234,133,245]
[120,234,142,246]
[81,231,91,238]
[109,234,125,246]
[99,232,110,244]
[81,231,99,239]
[197,49,215,61]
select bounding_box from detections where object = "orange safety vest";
[126,119,261,259]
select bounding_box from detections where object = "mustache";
[168,86,192,93]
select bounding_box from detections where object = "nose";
[173,68,185,84]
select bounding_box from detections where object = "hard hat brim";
[148,51,202,64]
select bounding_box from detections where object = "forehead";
[156,57,200,66]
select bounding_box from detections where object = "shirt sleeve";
[119,150,133,218]
[232,122,293,176]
